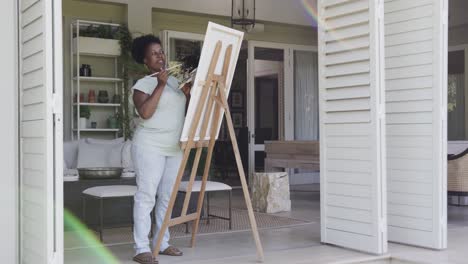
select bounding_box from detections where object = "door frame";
[247,40,317,178]
[52,0,64,262]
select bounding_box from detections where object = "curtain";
[294,51,319,141]
[290,51,319,185]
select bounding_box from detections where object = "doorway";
[247,41,318,182]
[250,47,284,173]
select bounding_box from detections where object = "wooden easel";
[152,41,264,262]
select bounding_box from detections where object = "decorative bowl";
[78,167,123,180]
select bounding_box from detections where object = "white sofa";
[63,137,134,181]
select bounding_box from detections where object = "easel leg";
[220,89,265,262]
[190,112,220,247]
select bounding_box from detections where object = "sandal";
[133,252,158,264]
[159,246,183,256]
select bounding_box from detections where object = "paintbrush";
[146,64,182,78]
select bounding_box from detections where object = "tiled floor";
[64,185,468,264]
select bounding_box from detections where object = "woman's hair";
[131,34,162,64]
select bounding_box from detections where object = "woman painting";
[130,35,191,264]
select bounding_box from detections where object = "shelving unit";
[73,103,121,107]
[73,129,120,132]
[71,20,122,140]
[73,76,123,82]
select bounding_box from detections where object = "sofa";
[64,137,134,180]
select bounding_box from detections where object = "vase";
[79,117,87,129]
[88,90,96,103]
[98,90,109,103]
[108,116,118,129]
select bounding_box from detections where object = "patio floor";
[64,185,468,264]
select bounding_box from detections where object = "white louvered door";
[19,0,63,263]
[384,0,448,249]
[318,0,387,254]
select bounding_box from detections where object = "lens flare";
[64,209,120,264]
[300,0,320,26]
[300,0,364,56]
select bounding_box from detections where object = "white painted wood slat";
[384,0,447,249]
[327,206,373,223]
[327,171,371,185]
[326,10,369,31]
[320,0,386,254]
[19,0,62,262]
[386,76,433,91]
[326,86,370,101]
[385,30,433,49]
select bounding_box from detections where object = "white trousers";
[132,143,182,255]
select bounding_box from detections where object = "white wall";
[0,0,18,263]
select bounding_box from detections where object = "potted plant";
[73,24,121,56]
[79,106,91,129]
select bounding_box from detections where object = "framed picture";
[231,91,243,108]
[232,112,243,128]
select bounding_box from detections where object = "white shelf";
[74,103,121,107]
[71,20,123,141]
[73,52,119,58]
[73,76,123,82]
[74,128,120,132]
[72,37,121,57]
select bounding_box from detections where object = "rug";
[64,206,312,250]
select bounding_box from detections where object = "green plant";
[78,24,116,39]
[79,106,91,119]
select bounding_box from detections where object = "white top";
[82,185,137,198]
[132,76,186,156]
[178,181,232,192]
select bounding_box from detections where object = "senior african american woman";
[130,35,191,264]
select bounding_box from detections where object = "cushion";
[83,185,137,198]
[178,181,232,192]
[64,140,81,169]
[77,140,123,168]
[86,137,125,145]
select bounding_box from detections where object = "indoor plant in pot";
[79,106,91,129]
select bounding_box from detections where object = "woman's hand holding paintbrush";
[146,64,182,77]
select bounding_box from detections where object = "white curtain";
[448,74,465,140]
[290,50,319,185]
[294,51,319,140]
